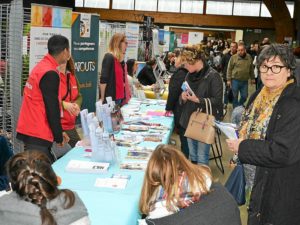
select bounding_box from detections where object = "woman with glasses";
[100,33,130,105]
[179,44,223,165]
[226,44,300,225]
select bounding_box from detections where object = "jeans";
[231,79,248,109]
[187,138,210,165]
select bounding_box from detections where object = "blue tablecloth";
[52,99,173,225]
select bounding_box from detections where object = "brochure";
[181,81,195,96]
[125,150,151,160]
[94,177,128,189]
[215,121,239,140]
[65,160,109,173]
[120,162,147,170]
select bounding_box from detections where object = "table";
[52,99,173,225]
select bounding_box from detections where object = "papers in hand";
[215,121,239,140]
[66,160,109,173]
[181,81,195,96]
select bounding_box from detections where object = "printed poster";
[188,32,203,45]
[181,33,189,44]
[125,22,139,61]
[72,13,99,113]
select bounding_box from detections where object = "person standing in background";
[16,35,70,162]
[220,41,237,108]
[165,50,189,158]
[227,43,255,108]
[100,33,129,105]
[58,57,82,148]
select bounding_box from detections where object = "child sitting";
[138,144,212,224]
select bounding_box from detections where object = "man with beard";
[227,43,255,108]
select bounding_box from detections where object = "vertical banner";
[188,32,203,45]
[125,22,139,61]
[29,4,72,72]
[72,13,99,113]
[169,31,175,52]
[163,31,170,52]
[152,29,159,57]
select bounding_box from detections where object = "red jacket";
[59,71,80,130]
[17,54,61,142]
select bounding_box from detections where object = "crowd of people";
[1,32,300,225]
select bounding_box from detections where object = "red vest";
[17,54,60,142]
[59,71,79,130]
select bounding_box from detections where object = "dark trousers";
[178,127,189,159]
[232,79,248,108]
[24,143,54,163]
[64,128,81,148]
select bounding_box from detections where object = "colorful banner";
[158,29,165,45]
[125,22,139,61]
[29,4,72,72]
[163,31,170,53]
[72,13,99,113]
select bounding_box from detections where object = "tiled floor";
[170,103,247,225]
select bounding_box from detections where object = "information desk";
[52,99,173,225]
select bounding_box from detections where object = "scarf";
[239,79,294,189]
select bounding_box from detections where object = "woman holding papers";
[226,44,300,225]
[179,44,223,165]
[0,151,90,225]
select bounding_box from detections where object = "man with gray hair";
[227,43,255,108]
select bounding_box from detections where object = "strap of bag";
[207,98,213,115]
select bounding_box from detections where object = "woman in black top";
[137,59,156,86]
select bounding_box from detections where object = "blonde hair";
[139,144,212,215]
[180,44,206,65]
[108,33,126,61]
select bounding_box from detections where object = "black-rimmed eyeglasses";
[259,65,287,74]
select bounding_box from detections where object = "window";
[112,0,134,10]
[135,0,158,11]
[84,0,109,8]
[181,0,203,14]
[158,0,180,12]
[75,0,83,7]
[260,2,271,17]
[285,1,294,18]
[206,0,233,16]
[233,0,260,17]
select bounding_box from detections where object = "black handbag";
[225,160,246,206]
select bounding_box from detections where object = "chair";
[146,183,242,225]
[210,128,224,174]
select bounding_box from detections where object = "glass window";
[112,0,134,10]
[233,0,260,17]
[158,0,180,12]
[75,0,83,7]
[285,1,294,18]
[260,2,271,17]
[181,0,204,14]
[84,0,109,8]
[206,0,233,16]
[135,0,158,11]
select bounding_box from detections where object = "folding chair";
[209,128,224,174]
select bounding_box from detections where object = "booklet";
[120,162,147,171]
[125,150,151,160]
[215,121,239,139]
[181,81,195,96]
[94,177,128,189]
[65,160,109,173]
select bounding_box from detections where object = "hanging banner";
[29,4,72,72]
[188,32,203,45]
[163,31,170,52]
[152,29,160,57]
[125,22,139,61]
[72,13,99,113]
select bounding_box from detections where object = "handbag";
[184,98,215,144]
[225,160,246,206]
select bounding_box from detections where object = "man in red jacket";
[17,35,70,162]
